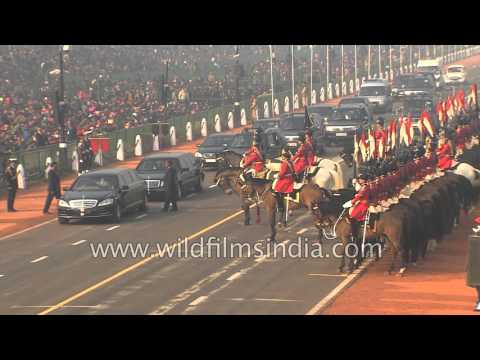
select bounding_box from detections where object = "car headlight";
[98,198,114,207]
[160,181,164,187]
[195,152,203,158]
[59,200,70,207]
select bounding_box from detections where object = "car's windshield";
[71,175,119,191]
[448,67,464,73]
[359,86,386,96]
[280,117,304,130]
[399,77,434,89]
[231,134,252,147]
[137,159,176,171]
[254,120,279,129]
[308,107,333,117]
[332,108,364,122]
[202,136,234,146]
[340,98,366,106]
[418,66,440,73]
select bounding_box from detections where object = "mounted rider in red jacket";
[292,133,315,179]
[274,147,295,227]
[240,137,265,187]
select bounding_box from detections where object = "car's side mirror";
[120,185,129,192]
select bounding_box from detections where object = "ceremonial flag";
[368,127,376,160]
[378,130,387,159]
[436,102,446,128]
[420,110,435,138]
[468,83,478,109]
[389,119,397,150]
[406,113,414,145]
[446,96,455,119]
[360,129,368,162]
[353,132,360,163]
[456,89,466,111]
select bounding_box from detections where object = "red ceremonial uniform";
[305,139,315,165]
[274,159,295,193]
[350,184,370,222]
[243,146,264,172]
[456,127,466,150]
[292,142,314,174]
[437,142,453,170]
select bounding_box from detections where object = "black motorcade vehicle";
[229,128,288,159]
[324,104,370,147]
[396,94,437,135]
[279,113,324,154]
[337,96,372,112]
[58,168,146,224]
[252,117,281,131]
[307,104,335,132]
[194,133,236,168]
[392,73,436,98]
[135,152,204,200]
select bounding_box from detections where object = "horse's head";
[311,188,337,227]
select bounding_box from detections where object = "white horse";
[452,162,480,189]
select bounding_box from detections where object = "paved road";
[0,83,469,315]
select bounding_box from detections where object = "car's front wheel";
[111,202,122,223]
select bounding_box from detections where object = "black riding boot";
[276,193,287,227]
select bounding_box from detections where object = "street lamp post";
[269,45,275,117]
[291,45,295,110]
[233,46,241,127]
[310,45,313,105]
[326,45,330,91]
[341,45,344,93]
[57,45,70,173]
[368,45,371,78]
[378,45,381,78]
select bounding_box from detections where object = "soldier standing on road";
[43,162,61,214]
[468,217,480,311]
[163,160,178,212]
[4,158,18,212]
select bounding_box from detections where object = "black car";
[307,104,335,132]
[337,96,372,112]
[58,168,146,224]
[279,113,324,154]
[396,94,437,136]
[392,73,436,98]
[229,128,287,159]
[324,105,370,147]
[252,117,281,131]
[135,152,204,200]
[195,133,236,168]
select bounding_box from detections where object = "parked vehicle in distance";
[324,104,371,147]
[392,73,436,98]
[307,104,335,130]
[416,59,443,88]
[229,128,288,159]
[444,64,466,85]
[58,168,146,224]
[252,117,281,131]
[358,79,393,113]
[279,112,324,154]
[396,94,437,136]
[195,133,236,168]
[135,152,204,200]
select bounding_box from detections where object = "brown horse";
[213,167,331,243]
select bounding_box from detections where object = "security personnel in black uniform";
[4,158,18,212]
[163,160,179,212]
[43,162,61,214]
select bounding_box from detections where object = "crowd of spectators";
[0,45,424,155]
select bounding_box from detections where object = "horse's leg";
[256,203,261,224]
[397,247,408,276]
[242,202,250,226]
[338,242,346,274]
[267,201,277,243]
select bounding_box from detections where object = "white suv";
[444,65,466,85]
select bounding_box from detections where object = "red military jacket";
[274,159,295,193]
[292,142,314,174]
[437,142,453,170]
[243,145,264,172]
[305,138,316,165]
[350,184,370,221]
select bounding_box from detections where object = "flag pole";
[326,45,330,92]
[269,45,275,116]
[378,45,381,78]
[341,45,344,93]
[310,45,313,106]
[291,45,295,111]
[354,45,358,89]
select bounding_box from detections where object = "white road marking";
[188,296,209,307]
[72,240,87,246]
[226,272,243,281]
[225,298,245,301]
[254,298,299,302]
[30,256,48,264]
[105,225,120,231]
[0,218,57,242]
[136,214,148,220]
[297,228,308,235]
[0,275,5,278]
[308,273,348,278]
[208,184,217,189]
[150,258,244,315]
[306,258,375,315]
[12,305,103,309]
